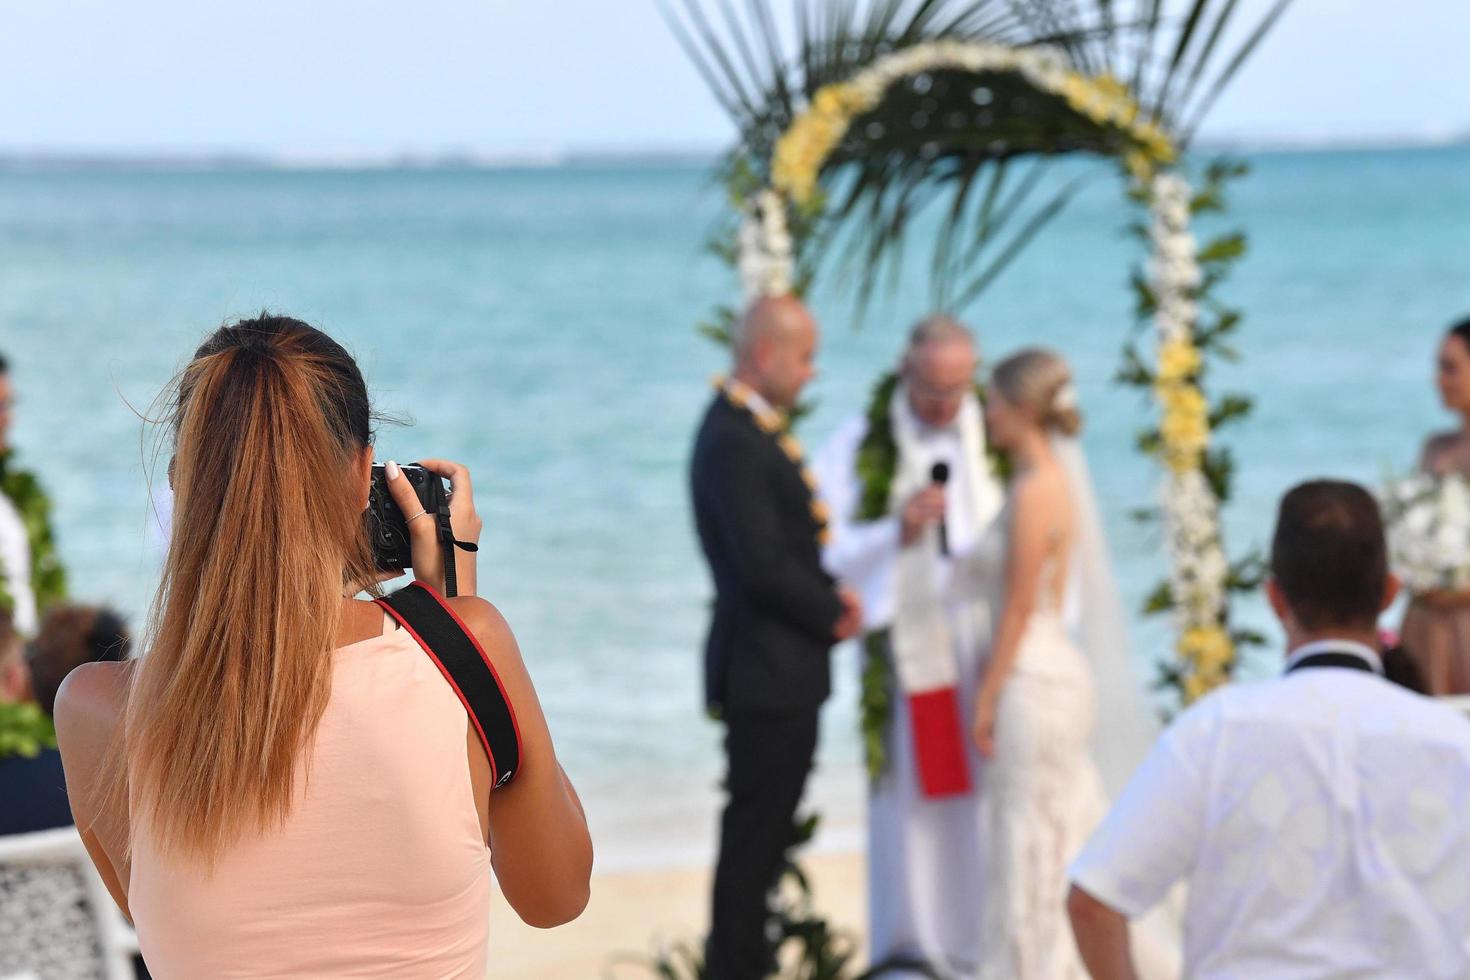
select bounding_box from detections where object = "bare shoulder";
[1011,463,1068,511]
[54,660,131,749]
[54,660,133,817]
[1421,431,1461,473]
[445,596,527,677]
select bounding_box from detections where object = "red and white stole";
[888,385,1001,797]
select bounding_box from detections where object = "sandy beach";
[488,851,867,978]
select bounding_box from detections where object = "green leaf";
[696,305,738,347]
[1197,232,1247,265]
[1195,307,1242,348]
[0,701,58,761]
[1209,393,1253,431]
[1142,581,1175,616]
[1232,627,1269,649]
[0,450,67,613]
[1205,157,1251,185]
[706,233,740,266]
[1189,186,1224,215]
[1201,446,1235,501]
[1115,343,1154,387]
[1226,552,1268,591]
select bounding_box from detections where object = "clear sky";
[1,1,1466,158]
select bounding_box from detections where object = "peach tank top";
[128,616,491,978]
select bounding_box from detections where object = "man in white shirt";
[1068,479,1470,979]
[0,352,39,635]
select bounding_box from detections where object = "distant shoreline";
[0,136,1465,175]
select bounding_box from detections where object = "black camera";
[367,463,450,574]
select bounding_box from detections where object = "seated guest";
[0,605,130,835]
[1068,480,1470,979]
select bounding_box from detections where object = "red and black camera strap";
[376,581,522,788]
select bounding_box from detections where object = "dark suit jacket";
[690,393,843,713]
[0,747,73,835]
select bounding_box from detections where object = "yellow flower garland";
[713,377,832,546]
[1179,623,1232,672]
[771,53,1175,208]
[1156,337,1202,383]
[1157,379,1210,473]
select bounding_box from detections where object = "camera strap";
[433,500,479,599]
[376,581,521,789]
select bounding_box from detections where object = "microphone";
[931,461,950,557]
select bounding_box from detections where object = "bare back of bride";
[971,348,1165,979]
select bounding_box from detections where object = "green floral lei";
[0,448,68,616]
[853,371,1007,781]
[0,699,57,760]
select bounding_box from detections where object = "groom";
[812,314,1005,973]
[690,296,862,980]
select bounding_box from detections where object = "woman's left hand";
[972,685,1000,759]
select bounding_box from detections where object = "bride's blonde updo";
[991,347,1083,436]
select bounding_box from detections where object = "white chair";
[0,826,139,980]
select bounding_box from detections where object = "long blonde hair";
[127,315,378,862]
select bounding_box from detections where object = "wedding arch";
[670,1,1290,737]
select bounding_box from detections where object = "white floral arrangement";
[738,189,794,300]
[1381,473,1470,594]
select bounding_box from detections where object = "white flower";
[737,190,794,300]
[1382,474,1470,592]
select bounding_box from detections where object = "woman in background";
[1402,316,1470,694]
[56,315,592,978]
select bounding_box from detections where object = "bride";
[970,348,1158,979]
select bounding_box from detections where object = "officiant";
[812,314,1005,974]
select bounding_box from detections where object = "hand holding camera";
[373,458,484,597]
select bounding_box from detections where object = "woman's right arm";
[54,660,133,919]
[452,596,593,928]
[388,457,591,925]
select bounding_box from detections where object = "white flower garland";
[845,39,1074,106]
[1149,172,1233,684]
[738,189,794,301]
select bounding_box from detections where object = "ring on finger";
[406,510,431,524]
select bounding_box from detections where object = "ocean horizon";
[2,142,1467,871]
[2,131,1467,173]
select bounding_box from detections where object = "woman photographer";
[54,315,592,977]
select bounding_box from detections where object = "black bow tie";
[1286,651,1377,675]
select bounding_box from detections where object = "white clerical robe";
[0,489,37,636]
[813,410,1004,977]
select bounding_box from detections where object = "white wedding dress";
[970,437,1178,980]
[973,517,1106,979]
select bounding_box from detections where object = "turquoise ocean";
[1,145,1467,869]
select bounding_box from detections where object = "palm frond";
[669,0,1293,312]
[1179,0,1293,142]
